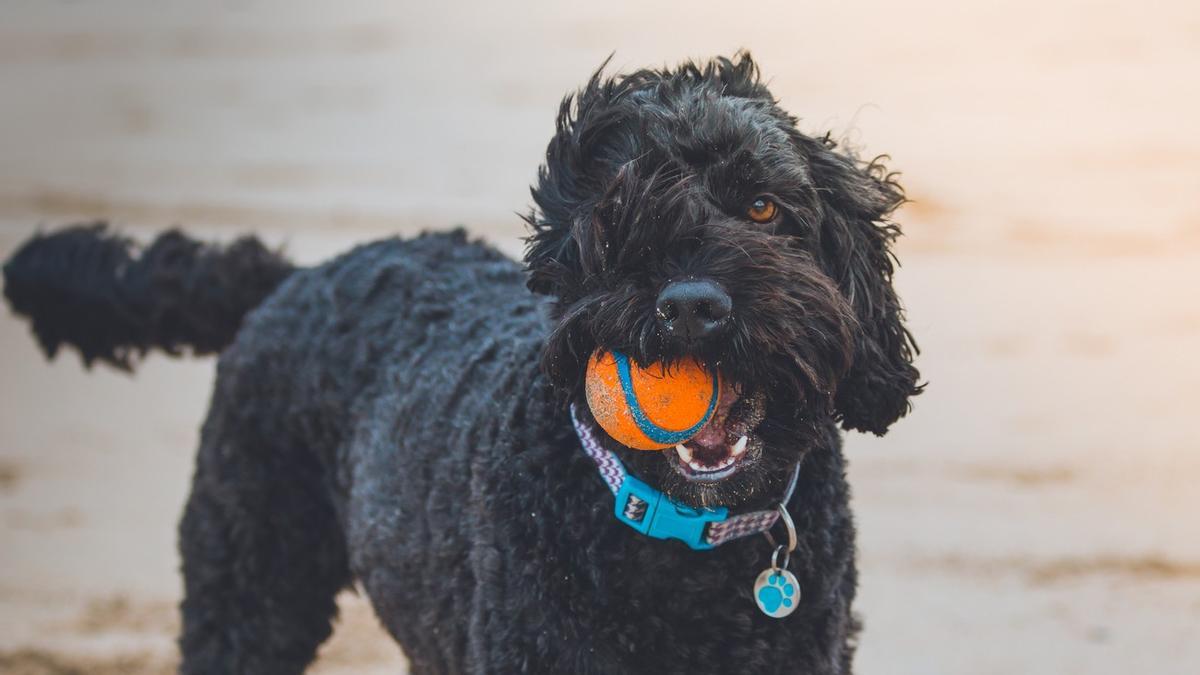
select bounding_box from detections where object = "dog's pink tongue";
[688,421,726,449]
[685,380,739,449]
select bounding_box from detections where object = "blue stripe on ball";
[612,350,719,445]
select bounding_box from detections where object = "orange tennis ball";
[584,349,720,451]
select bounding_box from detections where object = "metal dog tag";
[754,503,800,618]
[753,567,800,619]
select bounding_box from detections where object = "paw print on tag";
[758,574,794,611]
[753,568,800,618]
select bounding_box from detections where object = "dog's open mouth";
[669,381,766,483]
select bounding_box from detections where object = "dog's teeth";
[676,440,746,475]
[731,436,748,456]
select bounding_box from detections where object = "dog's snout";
[655,278,732,340]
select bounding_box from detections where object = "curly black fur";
[3,54,920,674]
[3,222,293,369]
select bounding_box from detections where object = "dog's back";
[213,228,552,495]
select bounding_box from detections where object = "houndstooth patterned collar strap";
[570,404,799,550]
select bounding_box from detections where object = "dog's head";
[524,54,921,508]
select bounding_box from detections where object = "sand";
[1,1,1198,673]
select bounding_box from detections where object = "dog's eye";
[746,197,778,224]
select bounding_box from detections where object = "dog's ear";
[523,60,625,299]
[523,204,578,299]
[795,133,922,435]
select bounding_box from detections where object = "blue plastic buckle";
[614,473,729,550]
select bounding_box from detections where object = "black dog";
[3,54,919,674]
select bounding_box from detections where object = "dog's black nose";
[655,278,732,340]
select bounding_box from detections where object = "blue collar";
[570,405,800,551]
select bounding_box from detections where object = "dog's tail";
[3,222,294,370]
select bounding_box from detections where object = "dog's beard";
[554,279,855,507]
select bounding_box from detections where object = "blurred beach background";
[1,1,1198,673]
